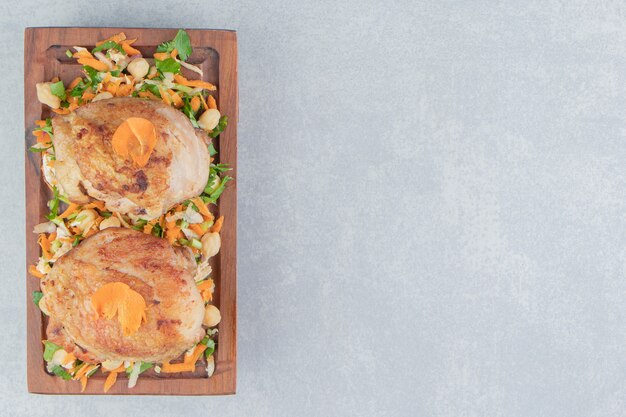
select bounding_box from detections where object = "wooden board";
[24,27,237,395]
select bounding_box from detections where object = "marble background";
[2,1,626,416]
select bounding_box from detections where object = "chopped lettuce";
[51,365,72,380]
[155,58,180,74]
[43,341,62,362]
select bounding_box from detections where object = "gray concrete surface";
[2,1,626,416]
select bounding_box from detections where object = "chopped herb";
[173,29,192,61]
[155,58,180,74]
[132,219,148,231]
[51,365,72,380]
[65,49,73,58]
[151,223,164,238]
[43,341,62,361]
[46,186,61,220]
[101,211,112,218]
[92,40,125,54]
[125,362,153,375]
[204,176,233,203]
[204,339,216,357]
[83,66,102,84]
[156,29,193,61]
[72,235,83,247]
[110,69,121,77]
[32,291,44,308]
[208,115,228,138]
[208,143,217,157]
[49,81,66,100]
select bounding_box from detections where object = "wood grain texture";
[24,27,237,395]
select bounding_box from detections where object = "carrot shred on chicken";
[111,117,157,167]
[91,282,147,336]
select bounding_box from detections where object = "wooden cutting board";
[24,27,237,395]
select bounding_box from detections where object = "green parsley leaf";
[156,40,175,53]
[125,362,153,375]
[204,339,216,357]
[208,115,228,138]
[83,66,102,84]
[208,143,217,157]
[49,81,66,100]
[43,341,62,362]
[32,291,44,308]
[92,40,125,54]
[173,29,192,61]
[51,365,72,380]
[155,58,180,74]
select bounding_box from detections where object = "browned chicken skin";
[40,228,205,363]
[51,98,210,220]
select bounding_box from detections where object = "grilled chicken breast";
[40,228,205,363]
[51,98,210,220]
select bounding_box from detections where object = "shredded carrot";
[35,120,47,127]
[105,364,126,373]
[189,223,205,236]
[167,89,184,108]
[58,203,79,219]
[202,289,213,302]
[73,50,94,60]
[207,95,217,109]
[138,91,160,100]
[143,223,153,234]
[197,279,214,292]
[121,41,141,56]
[190,96,200,112]
[91,282,147,336]
[97,32,126,46]
[52,107,71,115]
[116,83,133,97]
[158,86,171,105]
[103,371,118,393]
[173,74,216,91]
[73,363,95,380]
[85,201,106,211]
[28,264,44,279]
[210,216,224,233]
[77,57,109,72]
[80,376,88,392]
[67,77,82,90]
[38,234,52,259]
[147,68,158,79]
[153,52,170,61]
[161,344,207,373]
[36,132,52,144]
[82,91,96,101]
[191,197,211,217]
[165,222,182,245]
[51,76,60,83]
